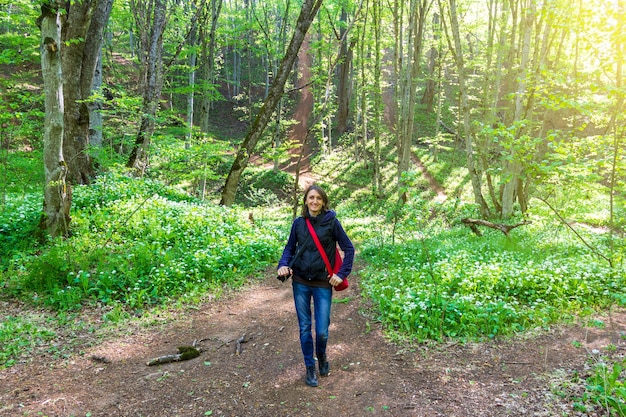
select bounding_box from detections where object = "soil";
[1,266,625,417]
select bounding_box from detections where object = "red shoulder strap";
[305,218,333,276]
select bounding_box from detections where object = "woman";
[277,185,354,387]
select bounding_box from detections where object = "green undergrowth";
[549,342,626,416]
[0,315,57,368]
[359,210,625,342]
[580,356,626,415]
[0,171,288,314]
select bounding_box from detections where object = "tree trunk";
[397,0,428,196]
[220,0,324,206]
[62,0,113,185]
[127,0,168,174]
[501,0,534,218]
[89,51,104,149]
[335,7,352,137]
[372,0,383,197]
[39,1,71,238]
[187,14,198,143]
[441,0,489,217]
[421,13,439,112]
[198,0,223,133]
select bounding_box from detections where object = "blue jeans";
[292,280,333,368]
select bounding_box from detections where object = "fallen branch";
[439,120,458,137]
[461,218,531,237]
[146,345,201,366]
[235,333,250,355]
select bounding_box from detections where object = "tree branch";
[461,218,530,237]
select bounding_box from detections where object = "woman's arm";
[333,219,354,279]
[277,219,299,269]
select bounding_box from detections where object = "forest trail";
[1,266,624,416]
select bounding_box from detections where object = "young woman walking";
[277,185,354,387]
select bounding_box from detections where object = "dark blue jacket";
[277,210,354,282]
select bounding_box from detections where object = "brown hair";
[301,185,329,217]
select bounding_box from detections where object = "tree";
[38,0,113,237]
[127,0,169,174]
[335,5,353,137]
[439,0,490,216]
[396,0,429,197]
[39,0,71,239]
[220,0,324,206]
[62,0,114,184]
[197,0,224,134]
[370,0,383,196]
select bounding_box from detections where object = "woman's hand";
[329,274,343,287]
[277,266,292,277]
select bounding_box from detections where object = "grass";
[0,315,57,368]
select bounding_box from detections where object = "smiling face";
[305,189,325,216]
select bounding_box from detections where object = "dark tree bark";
[62,0,114,184]
[220,0,324,206]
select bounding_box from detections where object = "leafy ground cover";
[1,171,287,313]
[360,222,625,341]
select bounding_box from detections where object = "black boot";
[318,354,329,377]
[305,365,318,387]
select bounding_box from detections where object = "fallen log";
[235,333,250,355]
[146,345,201,366]
[461,218,531,237]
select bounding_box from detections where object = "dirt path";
[1,265,624,417]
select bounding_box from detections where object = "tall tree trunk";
[187,14,198,143]
[372,0,383,197]
[220,0,324,206]
[335,7,352,137]
[421,13,439,112]
[480,0,507,214]
[198,0,223,133]
[39,1,71,238]
[500,0,534,218]
[397,0,428,197]
[127,0,168,174]
[62,0,113,185]
[441,0,489,217]
[356,3,368,163]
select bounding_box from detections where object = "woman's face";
[305,189,324,216]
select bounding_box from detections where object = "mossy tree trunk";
[39,1,71,238]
